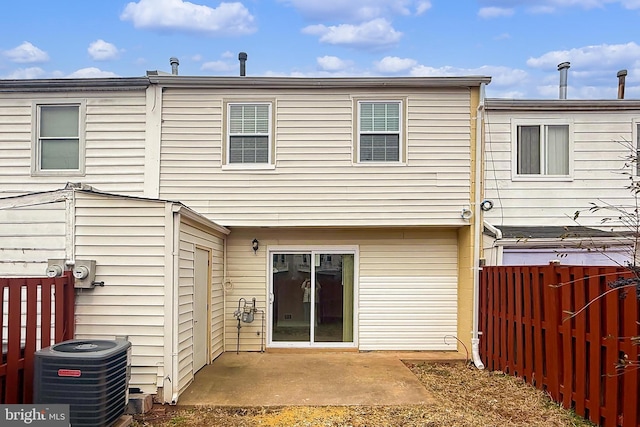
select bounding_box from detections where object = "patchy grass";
[133,362,595,427]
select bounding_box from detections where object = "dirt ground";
[132,361,594,427]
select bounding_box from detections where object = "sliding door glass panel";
[315,254,354,343]
[272,253,311,342]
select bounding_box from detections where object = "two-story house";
[0,73,490,403]
[482,96,640,266]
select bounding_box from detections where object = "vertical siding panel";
[0,92,147,196]
[177,240,195,396]
[73,192,167,395]
[159,88,473,227]
[225,228,458,352]
[484,108,640,229]
[0,204,67,276]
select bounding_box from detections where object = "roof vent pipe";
[558,62,570,99]
[238,52,247,77]
[617,69,627,99]
[169,57,179,75]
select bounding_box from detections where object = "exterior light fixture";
[252,238,259,254]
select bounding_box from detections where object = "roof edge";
[147,75,492,89]
[485,98,640,111]
[0,77,151,93]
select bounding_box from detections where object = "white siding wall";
[225,227,458,351]
[176,220,225,397]
[484,109,640,228]
[73,192,168,394]
[159,88,473,227]
[0,91,147,197]
[0,203,67,276]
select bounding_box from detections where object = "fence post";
[5,278,23,404]
[542,266,561,402]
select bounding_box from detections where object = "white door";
[194,247,209,372]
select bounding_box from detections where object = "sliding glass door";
[270,251,354,345]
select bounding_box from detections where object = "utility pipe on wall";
[170,208,181,404]
[472,83,486,370]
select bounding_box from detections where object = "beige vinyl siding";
[176,220,225,397]
[225,227,458,351]
[159,88,473,227]
[0,91,147,196]
[177,239,195,396]
[484,108,639,228]
[73,192,167,395]
[0,203,67,276]
[358,231,458,350]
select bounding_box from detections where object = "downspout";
[65,189,76,266]
[472,83,486,369]
[222,236,228,352]
[170,208,181,404]
[162,204,180,404]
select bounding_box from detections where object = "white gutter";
[472,83,486,370]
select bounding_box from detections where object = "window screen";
[228,104,270,164]
[38,105,80,170]
[359,102,400,162]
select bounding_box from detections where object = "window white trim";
[357,100,403,164]
[510,118,574,181]
[31,100,86,176]
[225,101,273,166]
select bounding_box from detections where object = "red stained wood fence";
[0,272,75,404]
[479,265,640,427]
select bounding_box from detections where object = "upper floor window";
[358,101,401,162]
[515,123,570,177]
[33,103,84,175]
[227,103,271,165]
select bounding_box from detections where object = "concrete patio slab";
[177,351,464,406]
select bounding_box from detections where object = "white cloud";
[416,1,432,14]
[3,42,49,63]
[527,42,640,69]
[374,56,417,73]
[317,56,352,71]
[302,19,402,50]
[221,51,235,59]
[279,0,432,21]
[410,64,528,89]
[66,68,119,78]
[479,0,640,14]
[3,67,46,79]
[88,40,121,61]
[120,0,256,36]
[478,7,514,18]
[201,60,235,72]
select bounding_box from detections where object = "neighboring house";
[0,73,491,402]
[482,97,640,266]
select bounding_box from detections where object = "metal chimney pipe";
[169,57,179,75]
[617,69,627,99]
[238,52,247,77]
[558,62,570,99]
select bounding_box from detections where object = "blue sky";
[1,0,639,99]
